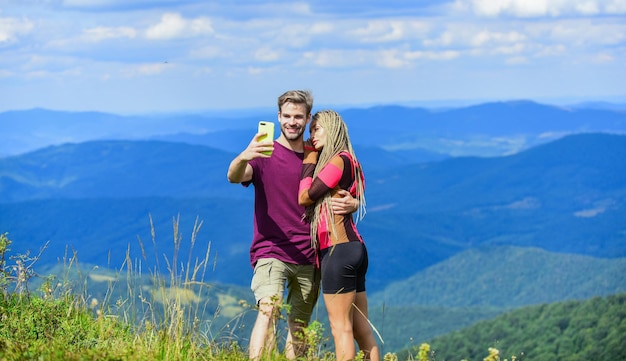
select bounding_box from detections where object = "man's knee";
[257,296,282,319]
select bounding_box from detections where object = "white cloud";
[280,2,312,16]
[124,62,171,76]
[474,0,550,17]
[301,46,460,70]
[471,0,554,17]
[421,18,624,66]
[454,0,626,17]
[309,22,334,35]
[61,0,182,9]
[247,66,268,75]
[350,20,406,43]
[189,45,224,59]
[574,207,605,217]
[145,13,214,40]
[81,26,136,42]
[0,16,34,43]
[471,30,526,46]
[535,44,566,57]
[575,1,600,15]
[493,43,526,55]
[592,52,615,63]
[1,0,625,113]
[25,67,82,79]
[606,0,626,14]
[423,30,455,47]
[377,49,410,68]
[62,0,116,7]
[422,22,535,54]
[505,56,528,64]
[349,19,430,43]
[405,49,460,61]
[303,49,362,68]
[547,20,626,46]
[254,47,280,62]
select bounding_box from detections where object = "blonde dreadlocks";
[305,110,366,248]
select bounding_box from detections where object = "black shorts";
[319,241,368,294]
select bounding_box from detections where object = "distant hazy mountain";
[0,139,443,203]
[363,133,626,288]
[0,140,246,202]
[2,100,626,158]
[0,197,255,286]
[1,133,624,292]
[370,246,626,307]
[0,108,265,157]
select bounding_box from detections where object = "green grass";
[0,224,258,361]
[0,226,383,361]
[2,226,623,361]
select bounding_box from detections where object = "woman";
[298,110,380,361]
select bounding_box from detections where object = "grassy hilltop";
[1,232,625,361]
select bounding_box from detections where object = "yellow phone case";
[258,121,275,155]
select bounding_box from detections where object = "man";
[227,90,357,360]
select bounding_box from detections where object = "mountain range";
[1,133,624,291]
[2,100,625,353]
[3,100,626,158]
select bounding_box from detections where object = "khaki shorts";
[251,258,321,323]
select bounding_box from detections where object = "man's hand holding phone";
[227,121,275,183]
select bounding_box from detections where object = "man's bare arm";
[227,155,253,183]
[227,133,273,183]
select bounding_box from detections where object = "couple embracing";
[227,90,380,361]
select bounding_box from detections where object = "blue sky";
[1,0,625,114]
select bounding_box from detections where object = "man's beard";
[281,125,304,141]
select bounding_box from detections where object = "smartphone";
[258,121,275,156]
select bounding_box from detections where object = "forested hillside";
[370,246,626,307]
[365,246,626,351]
[399,293,626,361]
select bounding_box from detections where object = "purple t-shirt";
[244,142,315,268]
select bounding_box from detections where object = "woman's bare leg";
[324,291,357,361]
[353,291,380,361]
